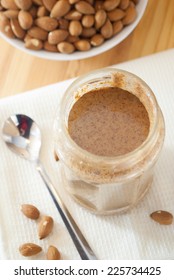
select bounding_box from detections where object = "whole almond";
[119,0,130,10]
[81,27,96,38]
[69,0,80,3]
[1,0,18,10]
[33,0,43,5]
[64,10,82,21]
[25,38,43,50]
[44,40,58,52]
[38,216,54,239]
[47,245,61,260]
[75,1,95,15]
[43,0,57,12]
[112,20,123,35]
[51,0,70,18]
[48,29,68,44]
[95,9,107,29]
[100,18,113,39]
[19,243,42,257]
[74,39,91,51]
[69,20,82,36]
[66,35,79,43]
[58,41,75,53]
[28,26,48,40]
[0,14,15,38]
[15,0,32,10]
[58,18,69,30]
[108,8,126,22]
[37,6,49,17]
[150,210,173,225]
[35,16,58,31]
[82,15,94,28]
[21,204,40,219]
[103,0,121,11]
[90,33,104,46]
[18,10,33,30]
[3,10,19,19]
[10,18,25,38]
[122,5,137,25]
[95,1,103,11]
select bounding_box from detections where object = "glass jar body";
[54,68,165,215]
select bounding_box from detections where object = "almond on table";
[21,204,40,220]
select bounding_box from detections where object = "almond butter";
[25,38,43,50]
[21,204,40,220]
[18,10,33,30]
[75,1,95,15]
[14,0,32,10]
[48,29,68,44]
[122,5,137,25]
[50,0,70,18]
[69,20,82,36]
[47,245,61,260]
[35,16,58,31]
[58,41,75,53]
[19,243,42,257]
[38,216,54,239]
[150,210,173,225]
[103,0,121,11]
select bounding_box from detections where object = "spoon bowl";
[2,114,97,260]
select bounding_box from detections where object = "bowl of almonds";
[0,0,148,60]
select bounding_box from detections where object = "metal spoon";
[2,114,97,260]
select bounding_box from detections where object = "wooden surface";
[0,0,174,99]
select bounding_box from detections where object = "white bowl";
[0,0,148,61]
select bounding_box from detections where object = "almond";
[44,40,58,52]
[74,39,91,51]
[19,243,42,257]
[1,0,18,10]
[21,204,40,219]
[58,18,69,30]
[18,10,33,30]
[14,0,32,10]
[64,10,82,21]
[58,41,75,54]
[0,14,15,38]
[35,16,58,31]
[69,20,82,36]
[119,0,130,10]
[33,0,43,5]
[28,26,48,40]
[112,20,123,35]
[122,5,137,25]
[103,0,121,11]
[90,33,104,46]
[47,245,61,260]
[69,0,80,3]
[100,18,113,39]
[108,8,125,22]
[81,27,96,38]
[25,38,43,50]
[43,0,57,12]
[48,29,69,44]
[10,18,25,38]
[3,10,19,19]
[50,0,70,18]
[37,6,49,17]
[150,210,173,225]
[95,9,107,29]
[38,216,54,239]
[82,15,94,28]
[75,1,95,15]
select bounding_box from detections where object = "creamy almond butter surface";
[68,87,150,157]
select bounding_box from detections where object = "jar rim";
[58,68,159,165]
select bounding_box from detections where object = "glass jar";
[54,68,165,215]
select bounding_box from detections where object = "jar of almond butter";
[54,68,165,215]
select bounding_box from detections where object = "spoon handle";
[36,162,97,260]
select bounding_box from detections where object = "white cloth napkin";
[0,49,174,260]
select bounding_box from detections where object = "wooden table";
[0,0,174,99]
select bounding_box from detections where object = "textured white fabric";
[0,49,174,260]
